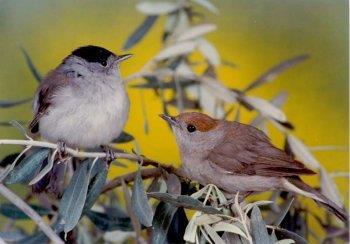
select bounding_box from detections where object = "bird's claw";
[57,141,67,163]
[103,148,117,163]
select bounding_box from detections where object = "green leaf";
[0,98,32,108]
[152,202,178,244]
[148,192,222,215]
[273,197,294,226]
[111,131,135,143]
[0,203,51,219]
[243,54,309,92]
[83,159,108,212]
[250,206,270,244]
[20,47,42,82]
[267,226,307,244]
[131,169,154,227]
[191,0,219,14]
[123,15,158,50]
[28,149,55,185]
[59,158,96,234]
[0,231,27,242]
[86,210,133,231]
[5,148,50,184]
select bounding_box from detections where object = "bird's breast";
[39,80,129,148]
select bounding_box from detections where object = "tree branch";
[0,139,145,162]
[102,168,162,193]
[102,164,186,193]
[0,183,63,244]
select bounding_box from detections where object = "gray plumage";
[29,46,131,148]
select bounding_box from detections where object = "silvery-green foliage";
[0,0,347,243]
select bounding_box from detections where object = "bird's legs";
[57,141,67,163]
[101,145,117,163]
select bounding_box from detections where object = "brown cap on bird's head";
[176,112,219,132]
[160,112,219,132]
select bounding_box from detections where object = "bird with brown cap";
[160,112,348,222]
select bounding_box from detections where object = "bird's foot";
[101,145,117,163]
[57,141,68,163]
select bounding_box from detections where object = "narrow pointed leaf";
[250,91,289,127]
[275,239,295,244]
[192,0,219,14]
[148,192,221,214]
[244,54,309,92]
[177,23,217,42]
[86,210,133,231]
[0,203,51,219]
[212,222,248,240]
[203,224,226,244]
[250,206,270,244]
[59,158,95,234]
[163,12,177,41]
[124,15,158,50]
[155,41,197,61]
[131,169,154,227]
[5,148,50,184]
[199,76,238,103]
[29,150,56,185]
[273,198,294,226]
[320,167,343,207]
[198,38,220,66]
[0,148,48,184]
[0,98,31,108]
[0,231,26,242]
[152,202,178,244]
[243,95,287,122]
[267,226,307,244]
[20,47,42,82]
[112,131,135,143]
[83,159,108,212]
[286,134,320,169]
[136,1,181,15]
[122,180,141,235]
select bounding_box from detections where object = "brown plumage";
[29,71,69,133]
[161,112,348,222]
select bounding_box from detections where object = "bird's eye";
[187,124,196,133]
[100,61,107,67]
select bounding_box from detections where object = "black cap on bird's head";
[71,45,132,66]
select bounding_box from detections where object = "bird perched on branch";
[160,112,348,222]
[29,45,131,156]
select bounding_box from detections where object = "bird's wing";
[207,122,315,177]
[29,71,69,133]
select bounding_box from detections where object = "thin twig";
[102,163,185,193]
[0,183,63,244]
[0,139,151,162]
[102,168,162,193]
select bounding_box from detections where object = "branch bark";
[102,165,185,193]
[0,139,147,162]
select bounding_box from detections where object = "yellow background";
[0,0,348,241]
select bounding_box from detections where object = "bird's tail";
[283,177,348,223]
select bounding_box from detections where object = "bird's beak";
[116,54,132,63]
[159,114,179,127]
